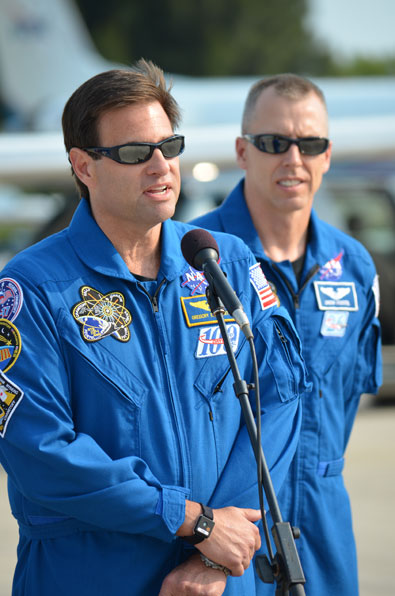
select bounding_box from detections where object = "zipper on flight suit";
[137,278,166,312]
[270,263,320,309]
[136,277,191,487]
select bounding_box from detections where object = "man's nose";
[282,142,304,165]
[146,148,171,174]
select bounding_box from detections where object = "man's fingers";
[243,508,262,522]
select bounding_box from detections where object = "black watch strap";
[182,503,215,545]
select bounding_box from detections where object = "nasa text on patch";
[314,281,358,311]
[180,266,209,295]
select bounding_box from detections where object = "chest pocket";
[306,310,362,378]
[255,312,309,405]
[58,310,148,458]
[193,334,247,402]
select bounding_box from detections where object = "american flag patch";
[249,263,277,311]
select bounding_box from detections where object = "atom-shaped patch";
[72,286,132,342]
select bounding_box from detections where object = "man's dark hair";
[242,73,327,134]
[62,59,181,199]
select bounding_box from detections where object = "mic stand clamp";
[205,286,306,596]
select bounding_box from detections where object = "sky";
[307,0,395,59]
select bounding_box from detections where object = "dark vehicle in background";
[316,162,395,399]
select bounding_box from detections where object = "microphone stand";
[205,286,306,595]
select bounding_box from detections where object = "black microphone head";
[181,228,220,271]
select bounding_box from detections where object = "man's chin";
[274,195,311,213]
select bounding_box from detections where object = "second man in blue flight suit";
[192,73,382,595]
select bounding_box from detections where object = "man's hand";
[197,506,261,576]
[177,501,261,577]
[159,553,227,596]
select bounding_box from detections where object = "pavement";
[0,395,394,595]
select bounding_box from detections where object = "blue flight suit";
[192,179,382,595]
[0,198,309,596]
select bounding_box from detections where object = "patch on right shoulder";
[249,263,278,310]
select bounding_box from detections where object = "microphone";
[181,229,253,339]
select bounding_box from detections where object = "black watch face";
[196,516,215,538]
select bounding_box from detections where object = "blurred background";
[0,0,394,594]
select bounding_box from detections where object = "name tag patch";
[314,281,358,311]
[195,324,240,358]
[320,311,349,337]
[0,371,24,437]
[181,294,234,327]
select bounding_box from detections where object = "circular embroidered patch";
[0,319,22,372]
[0,278,23,322]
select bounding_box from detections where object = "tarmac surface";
[0,395,394,595]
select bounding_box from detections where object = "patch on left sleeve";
[249,263,277,310]
[0,371,24,438]
[0,319,22,372]
[372,274,380,318]
[0,278,23,322]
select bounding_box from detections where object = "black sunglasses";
[82,134,185,165]
[243,133,329,156]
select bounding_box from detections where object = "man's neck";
[120,239,162,279]
[248,203,310,263]
[95,213,163,278]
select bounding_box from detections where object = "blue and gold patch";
[181,294,235,327]
[0,319,22,372]
[72,286,132,342]
[0,371,24,437]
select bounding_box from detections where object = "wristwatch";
[182,503,215,545]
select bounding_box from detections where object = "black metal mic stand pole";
[206,287,306,595]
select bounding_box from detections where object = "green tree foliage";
[330,55,395,76]
[75,0,334,76]
[76,0,395,77]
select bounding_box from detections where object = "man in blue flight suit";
[192,74,382,595]
[0,62,309,596]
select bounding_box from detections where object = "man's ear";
[235,137,248,171]
[69,147,95,186]
[322,140,333,175]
